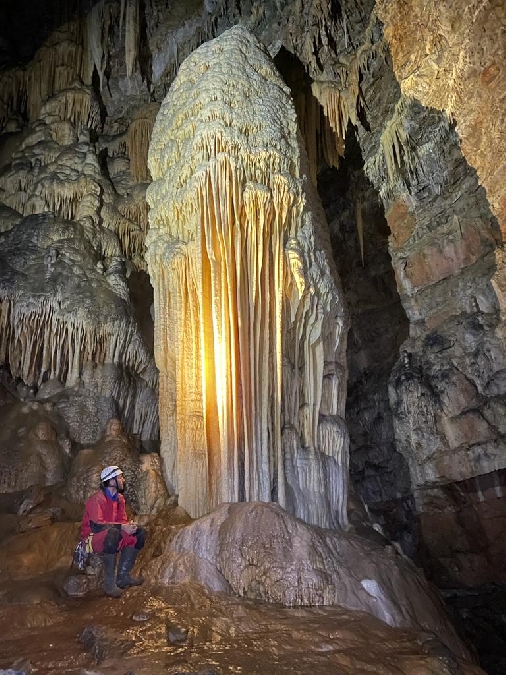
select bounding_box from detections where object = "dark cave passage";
[317,130,414,555]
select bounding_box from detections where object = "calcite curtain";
[147,26,349,528]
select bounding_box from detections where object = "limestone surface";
[151,502,468,659]
[147,25,349,528]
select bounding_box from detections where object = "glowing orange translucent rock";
[147,26,349,528]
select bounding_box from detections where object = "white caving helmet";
[100,465,124,483]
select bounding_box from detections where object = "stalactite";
[310,10,384,154]
[312,80,358,150]
[0,68,26,131]
[0,295,153,389]
[0,19,89,130]
[40,85,101,136]
[87,1,106,91]
[370,95,420,194]
[291,86,342,183]
[147,26,349,529]
[106,135,128,159]
[118,200,149,233]
[25,176,88,220]
[126,104,159,182]
[125,0,140,78]
[26,34,86,122]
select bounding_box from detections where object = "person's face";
[114,474,126,493]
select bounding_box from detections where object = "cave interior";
[0,0,505,673]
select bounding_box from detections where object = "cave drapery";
[147,25,350,527]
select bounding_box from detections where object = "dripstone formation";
[147,26,349,526]
[0,0,504,671]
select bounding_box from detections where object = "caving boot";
[101,553,122,598]
[116,547,144,588]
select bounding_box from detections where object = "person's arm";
[117,495,129,525]
[118,495,137,533]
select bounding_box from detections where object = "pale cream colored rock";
[147,25,349,528]
[136,452,170,515]
[155,501,469,660]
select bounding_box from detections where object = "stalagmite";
[147,26,349,528]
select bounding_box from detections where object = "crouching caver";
[80,465,146,597]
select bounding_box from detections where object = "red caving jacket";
[80,489,128,540]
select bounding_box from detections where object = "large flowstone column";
[147,26,349,527]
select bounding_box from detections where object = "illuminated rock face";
[147,26,349,527]
[0,22,157,447]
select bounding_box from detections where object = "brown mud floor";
[0,574,483,675]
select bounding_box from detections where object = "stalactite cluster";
[363,94,452,201]
[374,95,418,185]
[289,84,342,184]
[0,21,90,131]
[0,296,149,388]
[0,3,157,444]
[147,26,349,528]
[0,208,157,440]
[310,10,385,158]
[87,0,140,87]
[41,85,101,140]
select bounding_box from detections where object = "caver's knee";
[102,526,122,553]
[134,527,146,550]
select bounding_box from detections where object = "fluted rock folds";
[147,26,349,526]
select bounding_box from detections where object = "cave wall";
[368,0,506,587]
[318,139,413,553]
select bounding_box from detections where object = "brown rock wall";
[375,0,506,234]
[419,469,506,587]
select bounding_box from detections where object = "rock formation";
[0,0,505,669]
[67,418,139,510]
[149,501,468,658]
[0,401,70,492]
[147,26,349,527]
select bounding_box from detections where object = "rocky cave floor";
[0,574,486,675]
[0,481,499,675]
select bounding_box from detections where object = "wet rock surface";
[0,579,485,675]
[0,0,504,670]
[152,502,468,658]
[79,625,136,664]
[0,495,485,674]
